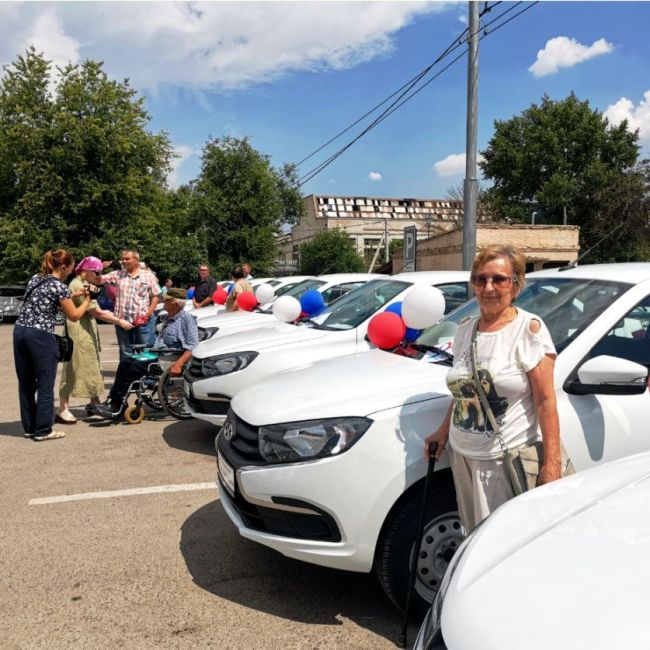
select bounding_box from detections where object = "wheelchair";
[120,345,192,424]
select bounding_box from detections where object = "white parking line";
[29,482,216,505]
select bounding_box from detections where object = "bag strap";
[23,276,52,304]
[469,319,510,457]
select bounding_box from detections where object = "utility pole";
[384,217,389,264]
[462,1,479,271]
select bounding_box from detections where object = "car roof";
[391,270,470,283]
[528,262,650,284]
[315,273,383,283]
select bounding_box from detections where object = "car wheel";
[375,470,464,617]
[158,369,192,420]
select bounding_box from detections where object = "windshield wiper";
[410,343,454,363]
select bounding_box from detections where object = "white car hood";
[192,322,329,359]
[197,309,273,330]
[231,350,451,425]
[444,452,650,650]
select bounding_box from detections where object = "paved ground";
[0,323,415,649]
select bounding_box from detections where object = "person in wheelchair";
[93,288,198,421]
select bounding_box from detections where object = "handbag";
[23,276,74,364]
[469,319,574,495]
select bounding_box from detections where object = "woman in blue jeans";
[13,250,93,441]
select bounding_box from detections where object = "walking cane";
[397,441,438,649]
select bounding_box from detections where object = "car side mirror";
[564,355,649,396]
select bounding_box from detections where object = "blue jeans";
[115,326,145,360]
[140,313,157,347]
[13,324,58,435]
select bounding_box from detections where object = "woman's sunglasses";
[471,273,514,288]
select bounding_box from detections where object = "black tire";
[374,469,464,617]
[158,369,192,420]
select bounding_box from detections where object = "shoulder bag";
[23,276,74,363]
[469,318,573,495]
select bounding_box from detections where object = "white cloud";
[368,171,382,181]
[433,153,484,177]
[529,36,613,77]
[604,91,650,142]
[0,2,450,92]
[168,144,199,188]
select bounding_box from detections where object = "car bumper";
[215,413,433,573]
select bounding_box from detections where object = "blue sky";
[1,2,648,199]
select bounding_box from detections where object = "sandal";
[34,431,66,442]
[55,409,77,424]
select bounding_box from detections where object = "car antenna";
[558,222,625,271]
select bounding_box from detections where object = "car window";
[0,287,26,297]
[274,280,309,297]
[317,279,411,331]
[436,282,469,314]
[417,277,632,354]
[279,279,326,299]
[586,294,650,368]
[320,281,365,305]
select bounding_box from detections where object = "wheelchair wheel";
[158,369,192,420]
[124,404,145,424]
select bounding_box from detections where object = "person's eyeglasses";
[471,273,514,288]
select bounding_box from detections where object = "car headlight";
[202,351,258,377]
[259,417,372,464]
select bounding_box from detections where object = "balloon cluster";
[367,285,446,350]
[271,289,326,323]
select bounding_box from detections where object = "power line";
[296,1,538,188]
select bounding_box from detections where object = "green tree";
[187,136,304,278]
[299,229,365,275]
[0,49,173,282]
[480,93,644,261]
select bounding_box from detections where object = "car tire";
[375,469,464,617]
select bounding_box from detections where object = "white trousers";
[449,448,515,533]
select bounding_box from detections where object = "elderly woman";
[56,257,134,423]
[425,245,564,532]
[92,288,199,421]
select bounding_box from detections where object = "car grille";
[218,409,265,467]
[186,395,230,416]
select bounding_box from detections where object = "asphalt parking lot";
[0,323,414,649]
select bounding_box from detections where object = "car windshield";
[416,277,632,355]
[315,279,410,331]
[258,279,326,313]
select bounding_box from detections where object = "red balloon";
[367,312,406,350]
[212,286,228,305]
[236,291,258,312]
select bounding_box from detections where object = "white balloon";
[401,285,446,330]
[255,283,275,304]
[272,295,302,323]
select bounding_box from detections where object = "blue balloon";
[300,289,326,316]
[227,283,234,294]
[385,302,403,316]
[187,287,195,299]
[404,327,422,342]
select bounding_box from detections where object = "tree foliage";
[480,93,647,261]
[299,229,365,275]
[0,48,174,282]
[186,136,304,278]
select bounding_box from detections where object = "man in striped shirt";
[88,249,160,359]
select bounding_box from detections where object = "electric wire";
[296,1,537,187]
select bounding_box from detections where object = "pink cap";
[75,256,104,272]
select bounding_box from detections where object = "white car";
[184,271,471,427]
[215,263,650,614]
[194,273,382,342]
[192,276,314,322]
[415,450,650,650]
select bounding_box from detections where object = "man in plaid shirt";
[88,249,160,359]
